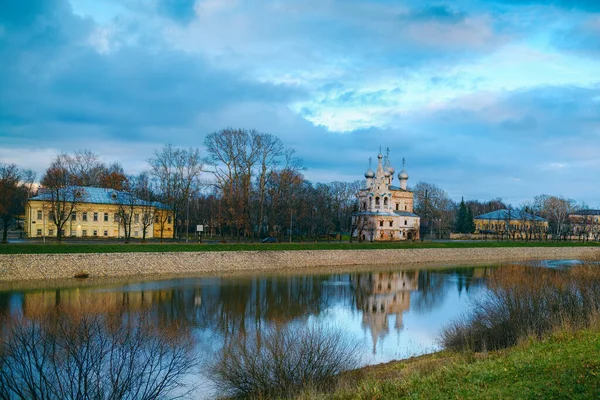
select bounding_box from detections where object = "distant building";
[474,209,548,238]
[353,150,420,241]
[25,187,174,239]
[569,210,600,241]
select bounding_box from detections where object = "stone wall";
[1,247,599,282]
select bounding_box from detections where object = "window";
[104,213,108,222]
[134,213,139,223]
[103,230,108,237]
[93,212,98,222]
[71,230,76,237]
[155,216,159,223]
[114,213,120,223]
[389,221,393,227]
[404,220,408,226]
[48,212,54,221]
[167,216,172,224]
[93,230,98,236]
[71,213,76,221]
[395,204,399,211]
[82,230,87,237]
[49,229,54,236]
[36,229,42,236]
[375,197,380,206]
[134,231,139,237]
[362,202,366,210]
[379,220,384,227]
[82,212,88,222]
[37,210,42,220]
[384,198,388,206]
[405,205,407,211]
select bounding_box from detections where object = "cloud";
[157,0,197,23]
[1,0,600,206]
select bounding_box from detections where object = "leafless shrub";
[441,264,600,352]
[210,325,360,399]
[0,307,197,400]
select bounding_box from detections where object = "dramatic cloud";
[1,0,599,205]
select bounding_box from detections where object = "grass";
[311,328,600,399]
[0,240,599,254]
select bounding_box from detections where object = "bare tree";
[134,172,156,242]
[255,133,284,238]
[536,194,576,240]
[40,155,84,242]
[0,307,198,400]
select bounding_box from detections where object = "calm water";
[0,264,500,397]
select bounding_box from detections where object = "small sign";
[196,225,204,232]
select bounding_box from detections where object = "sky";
[1,0,599,206]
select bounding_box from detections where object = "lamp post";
[289,209,293,243]
[186,194,190,243]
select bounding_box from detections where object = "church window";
[375,197,380,206]
[379,220,384,227]
[389,221,393,227]
[404,220,408,225]
[395,204,399,211]
[384,198,388,206]
[405,205,407,211]
[362,202,366,210]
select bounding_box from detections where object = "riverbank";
[1,240,599,254]
[1,245,599,282]
[325,328,600,399]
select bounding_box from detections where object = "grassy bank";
[1,240,599,254]
[319,328,600,399]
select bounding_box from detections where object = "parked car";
[261,237,277,243]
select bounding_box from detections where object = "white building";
[353,150,420,241]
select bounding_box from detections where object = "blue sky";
[1,0,599,205]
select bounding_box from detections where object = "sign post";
[196,225,203,243]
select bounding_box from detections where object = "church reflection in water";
[352,271,418,353]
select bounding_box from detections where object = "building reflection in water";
[352,271,418,354]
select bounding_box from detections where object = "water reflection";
[1,266,497,398]
[1,267,492,354]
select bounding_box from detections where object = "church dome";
[384,169,391,178]
[365,168,375,178]
[398,168,409,180]
[386,165,395,175]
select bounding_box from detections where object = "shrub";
[210,324,360,399]
[0,306,198,400]
[441,264,600,352]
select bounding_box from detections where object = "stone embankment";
[1,247,599,282]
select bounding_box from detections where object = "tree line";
[1,129,597,243]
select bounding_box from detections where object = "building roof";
[30,186,163,208]
[393,211,419,217]
[388,185,411,192]
[475,209,546,222]
[570,209,600,216]
[355,211,419,218]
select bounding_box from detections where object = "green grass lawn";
[325,328,600,399]
[0,240,599,254]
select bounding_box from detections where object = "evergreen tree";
[465,207,475,233]
[455,198,467,233]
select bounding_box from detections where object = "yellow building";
[474,209,548,239]
[25,187,173,239]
